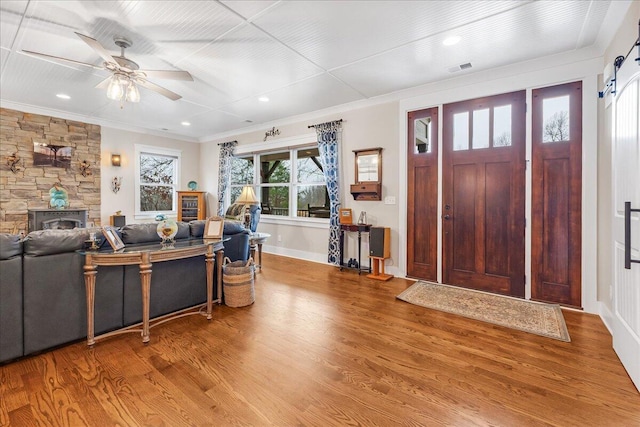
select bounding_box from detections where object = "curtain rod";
[217,140,238,145]
[307,119,343,129]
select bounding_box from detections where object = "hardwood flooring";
[1,253,638,426]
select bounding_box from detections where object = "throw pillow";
[225,203,246,222]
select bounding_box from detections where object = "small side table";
[250,232,271,270]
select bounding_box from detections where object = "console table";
[339,224,372,274]
[81,239,225,346]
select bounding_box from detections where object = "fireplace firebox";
[28,209,88,232]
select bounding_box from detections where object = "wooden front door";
[407,107,438,280]
[442,91,526,297]
[531,81,582,307]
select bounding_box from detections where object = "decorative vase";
[155,214,178,243]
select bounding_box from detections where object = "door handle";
[624,201,640,269]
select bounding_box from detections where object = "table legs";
[140,252,152,344]
[216,248,224,302]
[205,246,215,319]
[250,242,265,270]
[83,262,97,347]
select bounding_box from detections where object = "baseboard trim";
[598,301,614,336]
[262,245,401,277]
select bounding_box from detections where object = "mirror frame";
[353,147,382,184]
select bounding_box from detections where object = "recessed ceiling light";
[258,96,269,102]
[181,121,191,126]
[56,93,71,100]
[443,36,461,46]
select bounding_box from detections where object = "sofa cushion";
[120,223,160,244]
[0,234,22,259]
[224,220,247,235]
[190,220,248,237]
[23,228,94,256]
[189,220,206,238]
[121,222,190,245]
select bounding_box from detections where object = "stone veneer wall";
[0,108,101,233]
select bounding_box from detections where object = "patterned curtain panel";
[313,120,343,265]
[217,141,237,216]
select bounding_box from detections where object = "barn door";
[611,56,640,391]
[407,107,438,281]
[442,91,526,297]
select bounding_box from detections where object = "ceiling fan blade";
[74,32,117,64]
[21,50,104,70]
[95,76,112,89]
[137,69,193,81]
[135,79,182,101]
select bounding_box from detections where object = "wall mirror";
[354,148,382,183]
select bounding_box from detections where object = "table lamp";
[236,185,259,230]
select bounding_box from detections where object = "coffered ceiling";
[0,1,629,141]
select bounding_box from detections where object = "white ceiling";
[0,0,628,141]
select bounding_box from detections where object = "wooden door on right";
[531,81,582,307]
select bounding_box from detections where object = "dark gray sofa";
[0,219,251,364]
[0,234,23,362]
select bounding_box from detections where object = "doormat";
[397,281,571,342]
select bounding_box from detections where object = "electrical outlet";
[384,196,396,205]
[277,234,282,242]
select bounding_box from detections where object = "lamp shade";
[111,154,121,167]
[236,185,258,204]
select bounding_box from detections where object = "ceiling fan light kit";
[106,73,140,104]
[22,32,192,107]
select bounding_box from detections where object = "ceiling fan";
[22,32,193,103]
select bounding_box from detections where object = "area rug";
[397,281,571,342]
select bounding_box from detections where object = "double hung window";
[134,145,181,218]
[229,146,327,218]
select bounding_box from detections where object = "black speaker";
[369,227,390,258]
[110,215,126,227]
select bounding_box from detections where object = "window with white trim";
[134,145,181,218]
[229,146,327,218]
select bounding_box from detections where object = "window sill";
[134,212,178,222]
[260,215,329,229]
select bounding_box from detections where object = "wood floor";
[1,253,638,426]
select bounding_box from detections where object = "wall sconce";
[6,152,21,173]
[111,154,121,167]
[111,176,122,194]
[79,160,92,177]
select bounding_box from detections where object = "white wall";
[100,127,201,225]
